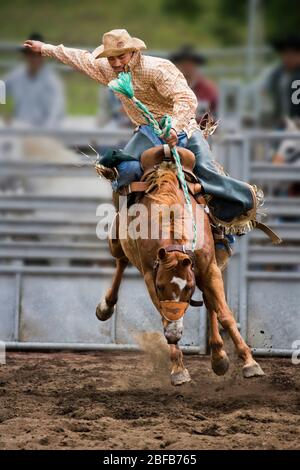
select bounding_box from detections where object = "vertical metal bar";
[238,138,251,338]
[14,272,22,341]
[198,302,207,355]
[110,303,117,343]
[246,0,258,80]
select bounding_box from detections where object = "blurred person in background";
[258,34,300,129]
[170,45,219,128]
[4,33,65,128]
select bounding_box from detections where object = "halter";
[153,244,203,322]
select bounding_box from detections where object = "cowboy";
[23,29,265,258]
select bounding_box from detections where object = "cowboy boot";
[212,226,234,272]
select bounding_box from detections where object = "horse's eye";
[157,284,164,291]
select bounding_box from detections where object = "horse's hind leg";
[96,256,128,321]
[200,264,264,378]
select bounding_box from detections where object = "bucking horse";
[95,144,265,386]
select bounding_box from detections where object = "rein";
[108,71,197,251]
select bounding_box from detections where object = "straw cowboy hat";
[92,29,147,59]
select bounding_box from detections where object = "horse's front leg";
[162,318,191,386]
[200,263,265,378]
[96,256,128,321]
[96,212,128,321]
[143,272,191,386]
[207,307,230,376]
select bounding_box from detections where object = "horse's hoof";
[95,298,115,321]
[171,368,191,386]
[242,360,265,378]
[211,353,230,376]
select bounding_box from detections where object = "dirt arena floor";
[0,335,299,450]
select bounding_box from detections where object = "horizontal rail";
[0,127,133,140]
[215,131,300,142]
[1,244,298,263]
[252,348,293,357]
[1,128,300,141]
[0,227,98,238]
[2,342,293,357]
[0,161,96,177]
[1,161,299,180]
[246,271,300,279]
[0,195,107,211]
[0,265,137,276]
[251,163,300,181]
[4,341,201,354]
[1,195,299,215]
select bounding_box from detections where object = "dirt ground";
[0,335,299,450]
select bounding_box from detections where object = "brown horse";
[96,160,264,386]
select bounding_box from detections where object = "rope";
[108,71,197,251]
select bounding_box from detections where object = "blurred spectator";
[3,33,65,128]
[258,34,300,128]
[169,45,219,128]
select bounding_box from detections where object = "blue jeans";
[111,124,254,226]
[111,125,189,191]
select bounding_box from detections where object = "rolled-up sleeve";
[41,44,109,85]
[153,62,198,133]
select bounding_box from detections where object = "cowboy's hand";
[164,128,178,148]
[23,40,44,54]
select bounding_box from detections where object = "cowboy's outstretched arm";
[23,40,109,85]
[154,62,198,135]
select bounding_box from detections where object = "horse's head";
[154,247,196,342]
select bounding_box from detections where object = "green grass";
[1,0,246,48]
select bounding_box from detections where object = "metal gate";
[214,131,300,356]
[0,128,299,355]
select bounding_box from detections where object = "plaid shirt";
[41,44,199,137]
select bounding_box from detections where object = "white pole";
[246,0,259,80]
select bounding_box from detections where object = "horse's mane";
[145,162,180,205]
[159,251,189,271]
[144,162,192,243]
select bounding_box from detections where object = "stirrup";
[212,226,233,256]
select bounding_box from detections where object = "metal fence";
[0,42,273,79]
[0,128,299,356]
[214,131,300,356]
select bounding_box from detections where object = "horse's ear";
[157,247,167,260]
[182,257,191,267]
